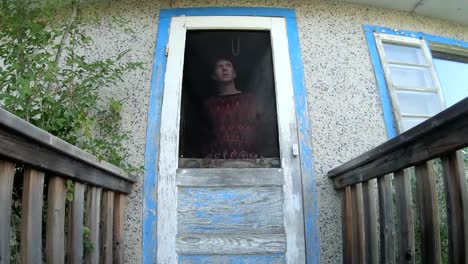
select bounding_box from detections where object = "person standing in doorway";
[203,58,258,160]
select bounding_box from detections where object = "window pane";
[389,64,435,88]
[179,30,280,168]
[383,43,427,65]
[401,116,428,132]
[396,91,441,116]
[433,58,468,107]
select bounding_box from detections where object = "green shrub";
[0,0,143,171]
[1,0,142,261]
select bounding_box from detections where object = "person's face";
[211,59,236,83]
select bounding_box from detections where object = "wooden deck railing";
[328,97,468,264]
[0,108,136,264]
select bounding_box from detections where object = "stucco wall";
[80,0,468,262]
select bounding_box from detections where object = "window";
[431,49,468,107]
[178,30,280,168]
[373,31,468,133]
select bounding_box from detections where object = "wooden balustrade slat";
[0,160,15,264]
[362,180,378,264]
[100,190,114,264]
[85,187,102,264]
[342,186,357,263]
[378,174,395,264]
[113,193,126,264]
[20,168,45,264]
[441,151,468,264]
[46,176,66,264]
[353,184,365,263]
[394,170,415,264]
[415,162,441,264]
[69,182,85,264]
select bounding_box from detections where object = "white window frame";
[374,33,446,133]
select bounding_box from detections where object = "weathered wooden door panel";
[157,16,305,264]
[178,254,286,264]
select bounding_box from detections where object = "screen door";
[157,16,306,264]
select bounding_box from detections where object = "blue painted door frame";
[143,7,320,263]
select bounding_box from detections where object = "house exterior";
[78,0,468,263]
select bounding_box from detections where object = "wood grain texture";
[184,16,272,30]
[353,184,365,263]
[20,168,45,264]
[331,107,468,188]
[0,128,133,193]
[69,182,85,264]
[341,187,356,264]
[176,234,286,254]
[158,16,306,263]
[393,170,415,264]
[0,108,132,181]
[157,16,186,264]
[441,151,468,264]
[179,158,281,169]
[176,168,283,187]
[100,190,114,264]
[362,180,378,264]
[328,97,468,179]
[85,187,102,264]
[46,176,66,264]
[113,194,126,264]
[378,174,395,264]
[0,160,15,264]
[178,187,284,234]
[178,254,286,264]
[415,162,441,264]
[271,17,306,263]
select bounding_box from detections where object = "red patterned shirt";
[203,93,258,159]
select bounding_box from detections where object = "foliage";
[83,226,94,253]
[1,0,142,262]
[0,0,143,171]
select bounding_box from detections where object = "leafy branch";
[0,0,143,171]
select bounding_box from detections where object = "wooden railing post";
[378,174,395,264]
[415,161,441,264]
[0,160,15,264]
[46,176,66,264]
[85,186,102,264]
[353,184,365,263]
[362,180,378,264]
[113,193,126,264]
[441,151,468,264]
[342,186,357,263]
[69,182,85,264]
[20,168,45,264]
[394,170,415,264]
[100,190,114,264]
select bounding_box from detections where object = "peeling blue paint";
[178,187,282,233]
[160,7,295,18]
[179,254,286,264]
[363,25,398,139]
[142,15,170,264]
[286,17,320,264]
[363,24,468,139]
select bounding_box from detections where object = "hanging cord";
[231,37,240,56]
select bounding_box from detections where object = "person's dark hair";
[210,57,237,73]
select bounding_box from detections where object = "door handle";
[292,144,299,157]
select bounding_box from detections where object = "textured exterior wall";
[80,0,468,262]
